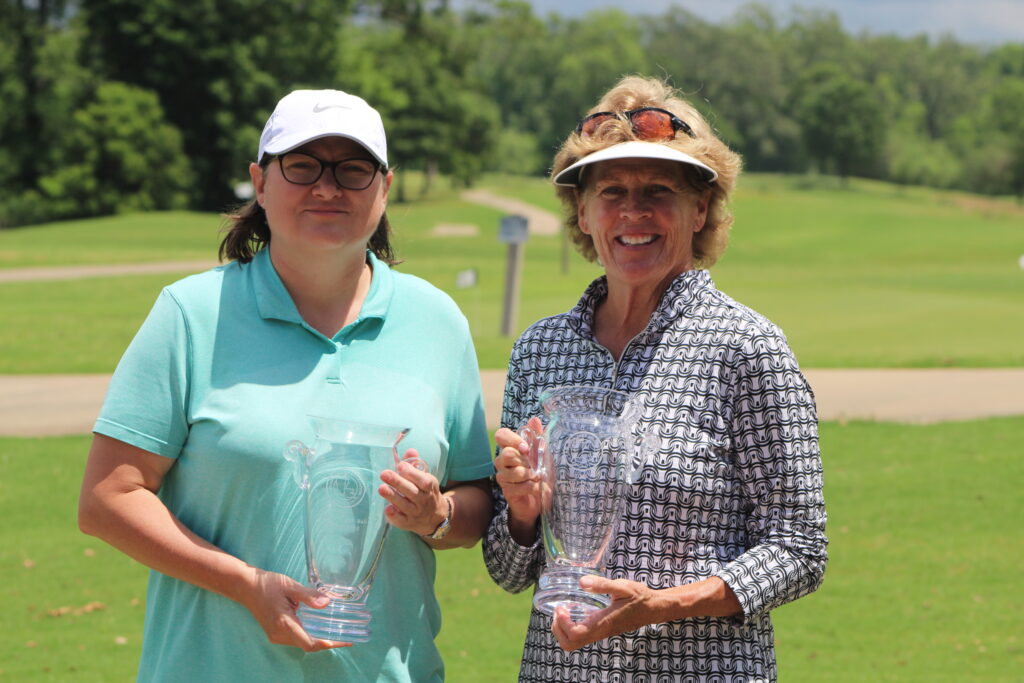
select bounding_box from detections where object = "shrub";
[35,81,192,219]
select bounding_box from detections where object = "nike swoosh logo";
[312,103,351,113]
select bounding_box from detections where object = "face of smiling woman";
[250,136,392,260]
[577,158,709,297]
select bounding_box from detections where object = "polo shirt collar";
[358,251,394,322]
[252,248,395,329]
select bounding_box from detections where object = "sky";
[517,0,1024,45]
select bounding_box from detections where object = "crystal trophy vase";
[523,386,654,620]
[284,417,423,642]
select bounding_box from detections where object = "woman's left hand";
[378,449,447,536]
[550,575,662,651]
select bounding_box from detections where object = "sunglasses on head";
[575,107,696,140]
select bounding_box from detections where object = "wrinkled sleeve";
[713,331,828,623]
[482,339,545,593]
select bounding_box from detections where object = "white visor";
[553,140,717,186]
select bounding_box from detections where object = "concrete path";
[2,369,1023,437]
[0,261,219,283]
[0,185,560,285]
[460,189,562,236]
[2,193,1020,436]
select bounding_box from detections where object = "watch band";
[423,496,453,540]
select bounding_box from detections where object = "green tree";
[986,79,1024,199]
[643,4,810,172]
[546,10,648,148]
[987,44,1024,79]
[81,0,351,209]
[36,81,192,217]
[443,89,501,185]
[861,35,982,142]
[336,3,501,194]
[462,0,559,174]
[795,65,882,179]
[0,7,103,226]
[884,100,959,188]
[0,0,86,193]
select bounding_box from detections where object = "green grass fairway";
[0,173,1021,371]
[3,418,1021,680]
[0,273,208,374]
[712,175,1024,368]
[0,212,222,267]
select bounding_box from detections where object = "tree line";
[2,0,1023,227]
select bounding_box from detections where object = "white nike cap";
[553,140,717,186]
[257,89,388,168]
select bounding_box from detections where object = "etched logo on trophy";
[562,432,602,471]
[324,472,367,507]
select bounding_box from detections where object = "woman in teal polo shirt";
[78,89,494,681]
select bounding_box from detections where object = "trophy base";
[533,567,610,621]
[298,597,371,643]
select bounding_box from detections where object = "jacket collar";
[566,269,714,340]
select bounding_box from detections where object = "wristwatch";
[423,497,453,540]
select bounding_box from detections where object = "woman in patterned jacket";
[484,76,828,682]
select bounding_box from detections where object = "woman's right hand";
[494,417,545,544]
[79,435,350,654]
[242,568,352,653]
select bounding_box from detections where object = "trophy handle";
[392,427,428,472]
[629,430,661,484]
[517,425,547,478]
[283,440,310,489]
[401,451,429,473]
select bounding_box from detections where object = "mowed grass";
[0,173,1021,371]
[3,418,1021,681]
[0,211,222,267]
[713,175,1024,368]
[0,180,604,373]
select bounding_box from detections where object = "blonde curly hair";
[551,76,742,267]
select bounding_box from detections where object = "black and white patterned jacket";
[483,269,828,682]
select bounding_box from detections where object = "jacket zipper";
[593,328,649,389]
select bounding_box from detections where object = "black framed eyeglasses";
[575,107,696,140]
[277,152,383,190]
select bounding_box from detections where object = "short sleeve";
[442,332,494,484]
[93,288,191,458]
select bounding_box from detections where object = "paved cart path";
[0,260,220,283]
[2,193,1020,435]
[460,189,562,236]
[2,368,1023,437]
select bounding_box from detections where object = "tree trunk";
[422,159,437,197]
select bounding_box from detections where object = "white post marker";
[455,268,478,289]
[499,214,529,337]
[234,181,255,200]
[455,267,480,335]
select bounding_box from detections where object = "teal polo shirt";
[95,248,493,682]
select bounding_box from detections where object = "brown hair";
[219,157,399,265]
[551,76,742,268]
